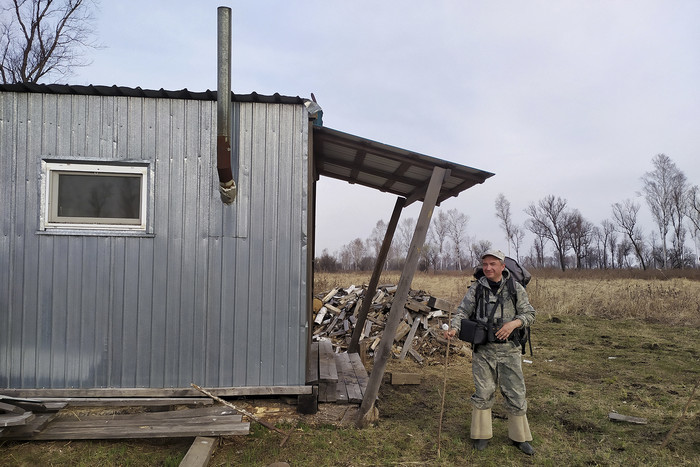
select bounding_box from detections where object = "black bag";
[459,318,487,344]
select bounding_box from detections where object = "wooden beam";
[180,437,219,467]
[0,386,313,398]
[356,167,447,427]
[348,196,405,353]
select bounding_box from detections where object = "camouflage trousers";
[471,342,528,416]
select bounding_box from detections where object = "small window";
[43,162,148,231]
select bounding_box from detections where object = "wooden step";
[308,340,369,404]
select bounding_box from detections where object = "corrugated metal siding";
[0,91,308,389]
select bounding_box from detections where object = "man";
[444,249,536,455]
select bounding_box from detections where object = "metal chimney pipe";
[217,6,236,204]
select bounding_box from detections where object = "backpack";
[473,256,533,356]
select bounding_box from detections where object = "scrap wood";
[191,383,291,447]
[313,283,459,364]
[608,412,648,425]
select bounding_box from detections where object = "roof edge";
[0,83,306,104]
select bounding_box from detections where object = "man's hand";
[444,328,457,340]
[495,319,522,341]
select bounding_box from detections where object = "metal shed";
[0,83,493,398]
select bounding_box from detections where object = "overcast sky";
[66,0,700,258]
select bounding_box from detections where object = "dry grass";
[314,270,700,327]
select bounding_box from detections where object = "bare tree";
[368,220,387,257]
[495,193,515,255]
[431,209,450,270]
[469,239,492,266]
[687,186,700,265]
[640,154,684,268]
[611,199,647,270]
[396,217,416,257]
[511,224,525,261]
[601,219,618,269]
[687,185,700,234]
[668,167,689,267]
[339,238,368,270]
[525,195,571,271]
[568,210,595,269]
[1,0,99,84]
[446,209,469,271]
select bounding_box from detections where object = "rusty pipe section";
[217,6,236,204]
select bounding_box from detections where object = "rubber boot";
[471,408,492,450]
[508,414,534,455]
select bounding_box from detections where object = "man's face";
[482,256,505,282]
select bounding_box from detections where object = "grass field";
[1,270,698,466]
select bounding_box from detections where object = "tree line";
[316,154,700,272]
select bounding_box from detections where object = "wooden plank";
[0,412,60,438]
[408,348,424,364]
[0,386,313,397]
[405,298,431,313]
[399,318,421,360]
[306,342,320,384]
[390,373,422,385]
[608,412,648,425]
[26,420,250,440]
[0,412,34,427]
[180,437,219,467]
[357,167,447,426]
[49,407,241,424]
[393,320,412,342]
[0,401,26,414]
[318,382,337,403]
[347,352,369,396]
[334,377,349,404]
[427,296,453,312]
[335,353,362,404]
[37,398,209,408]
[318,339,338,382]
[322,288,339,303]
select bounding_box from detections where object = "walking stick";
[191,383,291,446]
[437,309,452,458]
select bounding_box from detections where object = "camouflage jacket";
[451,268,536,332]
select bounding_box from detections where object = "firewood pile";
[313,284,472,364]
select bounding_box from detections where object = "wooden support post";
[356,167,448,427]
[348,196,405,354]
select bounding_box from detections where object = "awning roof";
[312,126,494,205]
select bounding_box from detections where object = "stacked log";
[312,284,472,364]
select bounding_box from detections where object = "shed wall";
[0,91,308,389]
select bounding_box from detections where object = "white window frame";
[41,161,149,231]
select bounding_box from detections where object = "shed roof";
[0,83,494,203]
[0,82,305,104]
[313,126,493,205]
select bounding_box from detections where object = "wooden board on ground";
[179,436,219,467]
[608,412,648,425]
[6,407,249,440]
[390,372,422,385]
